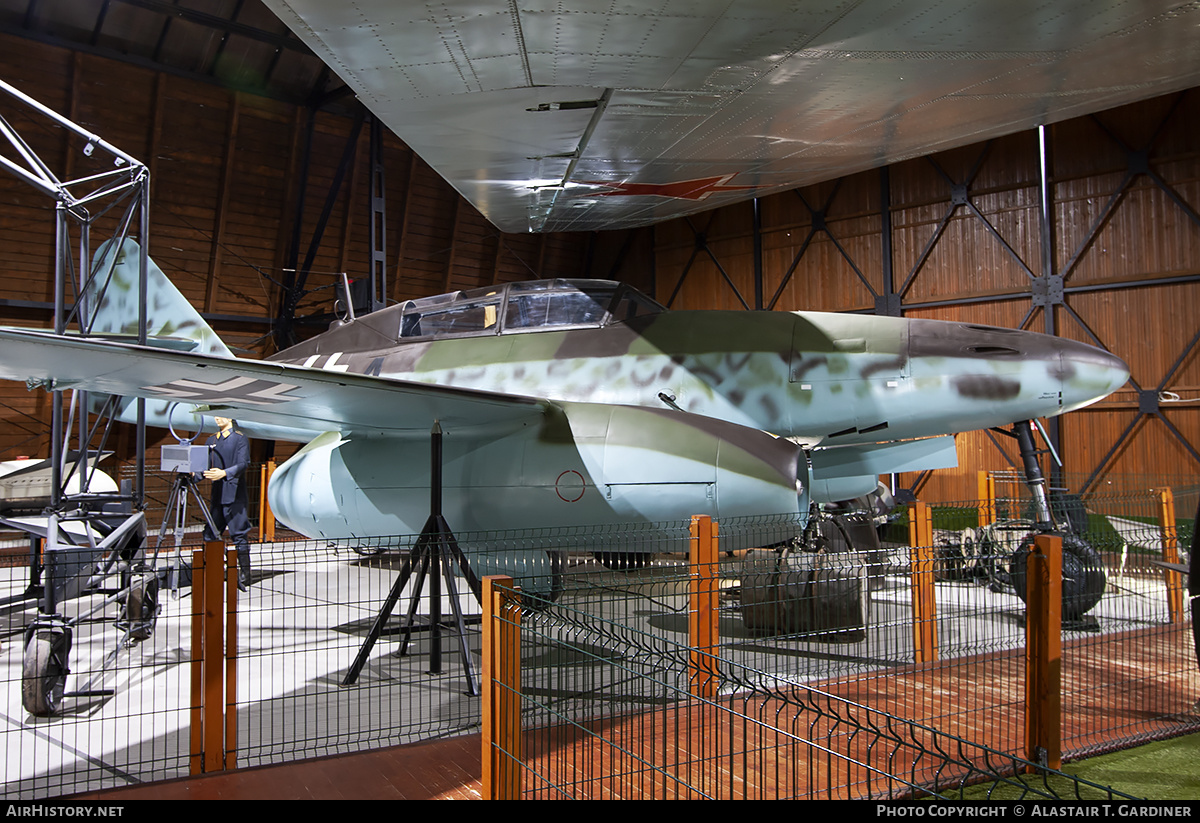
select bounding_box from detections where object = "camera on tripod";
[154,406,221,555]
[161,404,212,474]
[160,443,211,474]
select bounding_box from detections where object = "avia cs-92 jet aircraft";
[0,239,1128,586]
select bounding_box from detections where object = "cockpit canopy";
[393,279,665,340]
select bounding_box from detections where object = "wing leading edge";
[0,329,545,440]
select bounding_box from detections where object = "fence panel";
[1,476,1195,798]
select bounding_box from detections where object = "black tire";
[125,575,160,641]
[22,629,72,717]
[1009,532,1106,621]
[592,551,652,571]
[934,531,977,582]
[547,550,566,605]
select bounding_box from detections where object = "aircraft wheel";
[1009,532,1107,621]
[125,574,160,641]
[592,551,652,571]
[22,628,72,717]
[546,550,566,605]
[934,529,978,581]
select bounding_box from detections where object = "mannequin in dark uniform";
[203,416,253,591]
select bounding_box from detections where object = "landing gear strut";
[1002,419,1106,624]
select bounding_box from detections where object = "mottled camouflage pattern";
[87,239,231,357]
[85,239,232,434]
[267,293,1127,447]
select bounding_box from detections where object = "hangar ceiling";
[0,0,348,110]
[4,2,1200,234]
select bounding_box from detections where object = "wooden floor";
[73,736,483,801]
[74,624,1198,801]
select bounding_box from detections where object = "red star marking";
[582,174,757,200]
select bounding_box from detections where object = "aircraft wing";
[0,329,544,439]
[263,1,1200,234]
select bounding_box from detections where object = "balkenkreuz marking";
[144,375,306,405]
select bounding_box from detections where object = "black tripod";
[156,470,220,592]
[342,422,482,695]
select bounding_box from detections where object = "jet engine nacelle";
[269,402,810,588]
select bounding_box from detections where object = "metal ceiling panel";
[182,2,1200,231]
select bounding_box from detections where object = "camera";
[160,443,211,474]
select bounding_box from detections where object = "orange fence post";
[1025,533,1062,771]
[689,514,719,699]
[189,548,204,775]
[908,501,937,663]
[1155,488,1184,624]
[225,546,238,771]
[482,575,522,800]
[190,540,235,774]
[977,471,996,529]
[202,540,226,772]
[261,460,276,542]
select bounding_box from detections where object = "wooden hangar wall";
[612,89,1200,499]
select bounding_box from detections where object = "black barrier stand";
[342,422,481,695]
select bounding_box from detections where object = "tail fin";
[87,238,233,358]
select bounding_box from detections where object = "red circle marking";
[555,470,586,503]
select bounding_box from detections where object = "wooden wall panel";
[216,98,294,319]
[493,235,544,286]
[764,216,884,312]
[393,160,459,298]
[0,38,71,307]
[447,205,497,289]
[633,89,1200,499]
[542,234,588,280]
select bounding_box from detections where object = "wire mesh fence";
[505,573,1150,800]
[1,538,194,797]
[495,482,1199,799]
[0,472,1196,799]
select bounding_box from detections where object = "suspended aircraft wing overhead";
[0,329,544,439]
[263,0,1200,233]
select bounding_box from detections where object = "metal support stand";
[156,471,221,593]
[342,422,482,695]
[3,80,157,715]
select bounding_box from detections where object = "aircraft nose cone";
[1055,339,1129,413]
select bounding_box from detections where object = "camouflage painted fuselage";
[258,288,1127,564]
[267,304,1126,447]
